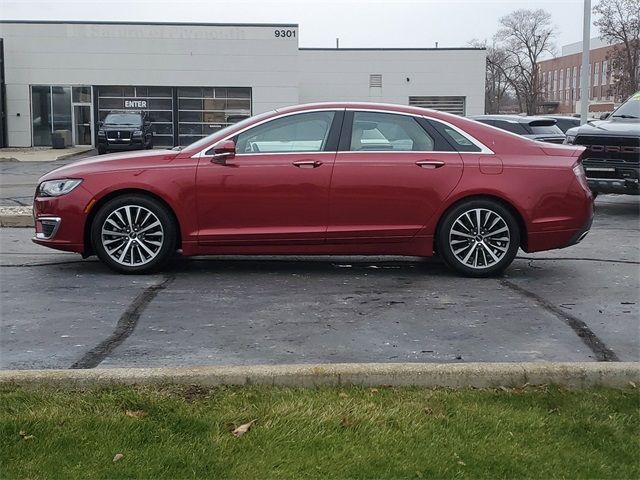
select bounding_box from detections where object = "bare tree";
[495,9,556,114]
[594,0,640,98]
[469,39,515,113]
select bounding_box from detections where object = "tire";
[98,146,107,155]
[91,194,177,274]
[437,198,520,278]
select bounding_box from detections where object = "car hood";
[40,149,179,181]
[566,118,640,137]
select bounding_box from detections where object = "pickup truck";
[565,92,640,195]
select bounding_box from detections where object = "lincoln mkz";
[33,103,594,277]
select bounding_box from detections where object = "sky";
[1,0,602,57]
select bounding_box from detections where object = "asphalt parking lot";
[0,195,638,370]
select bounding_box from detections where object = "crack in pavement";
[500,279,620,362]
[69,275,175,369]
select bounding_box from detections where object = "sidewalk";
[0,146,93,162]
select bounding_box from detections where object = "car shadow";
[163,255,456,278]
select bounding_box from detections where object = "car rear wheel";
[91,194,176,274]
[437,199,520,277]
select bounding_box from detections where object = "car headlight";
[97,130,106,137]
[133,130,143,136]
[564,134,576,145]
[38,179,83,197]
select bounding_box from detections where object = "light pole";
[580,0,591,124]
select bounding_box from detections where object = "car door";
[196,110,343,245]
[327,110,463,243]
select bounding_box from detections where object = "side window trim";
[338,110,354,152]
[323,109,345,152]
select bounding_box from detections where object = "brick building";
[537,38,623,115]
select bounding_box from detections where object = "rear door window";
[349,111,434,151]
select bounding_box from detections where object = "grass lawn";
[1,384,638,479]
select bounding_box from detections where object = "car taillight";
[573,162,590,193]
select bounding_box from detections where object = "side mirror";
[208,139,236,164]
[98,121,104,127]
[144,121,151,127]
[599,112,610,120]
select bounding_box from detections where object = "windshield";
[104,113,143,126]
[612,92,640,118]
[181,110,275,152]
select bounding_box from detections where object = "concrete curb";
[0,146,93,163]
[0,206,33,227]
[1,362,638,390]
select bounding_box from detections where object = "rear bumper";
[525,196,594,253]
[587,177,639,195]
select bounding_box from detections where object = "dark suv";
[469,115,566,143]
[97,111,153,154]
[564,92,639,195]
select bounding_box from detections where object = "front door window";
[235,111,335,153]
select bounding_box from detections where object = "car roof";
[469,114,553,123]
[275,102,442,116]
[539,115,579,120]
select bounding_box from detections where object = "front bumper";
[98,139,146,151]
[587,177,639,195]
[31,185,93,254]
[583,161,639,195]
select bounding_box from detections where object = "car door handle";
[293,160,323,169]
[415,160,445,169]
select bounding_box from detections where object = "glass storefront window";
[72,86,92,103]
[32,85,92,146]
[96,85,252,147]
[177,86,251,146]
[32,86,52,146]
[51,86,72,133]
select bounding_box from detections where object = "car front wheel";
[91,194,176,274]
[437,199,520,277]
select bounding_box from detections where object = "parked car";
[32,102,593,277]
[564,92,640,195]
[469,115,566,143]
[540,115,581,133]
[97,111,153,154]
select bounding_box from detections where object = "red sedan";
[33,102,593,277]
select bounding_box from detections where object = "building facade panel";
[299,49,485,116]
[0,21,485,147]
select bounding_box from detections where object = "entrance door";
[71,87,93,146]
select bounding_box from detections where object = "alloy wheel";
[448,208,511,270]
[100,205,164,267]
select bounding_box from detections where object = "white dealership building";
[0,21,485,148]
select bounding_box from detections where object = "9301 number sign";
[274,29,296,38]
